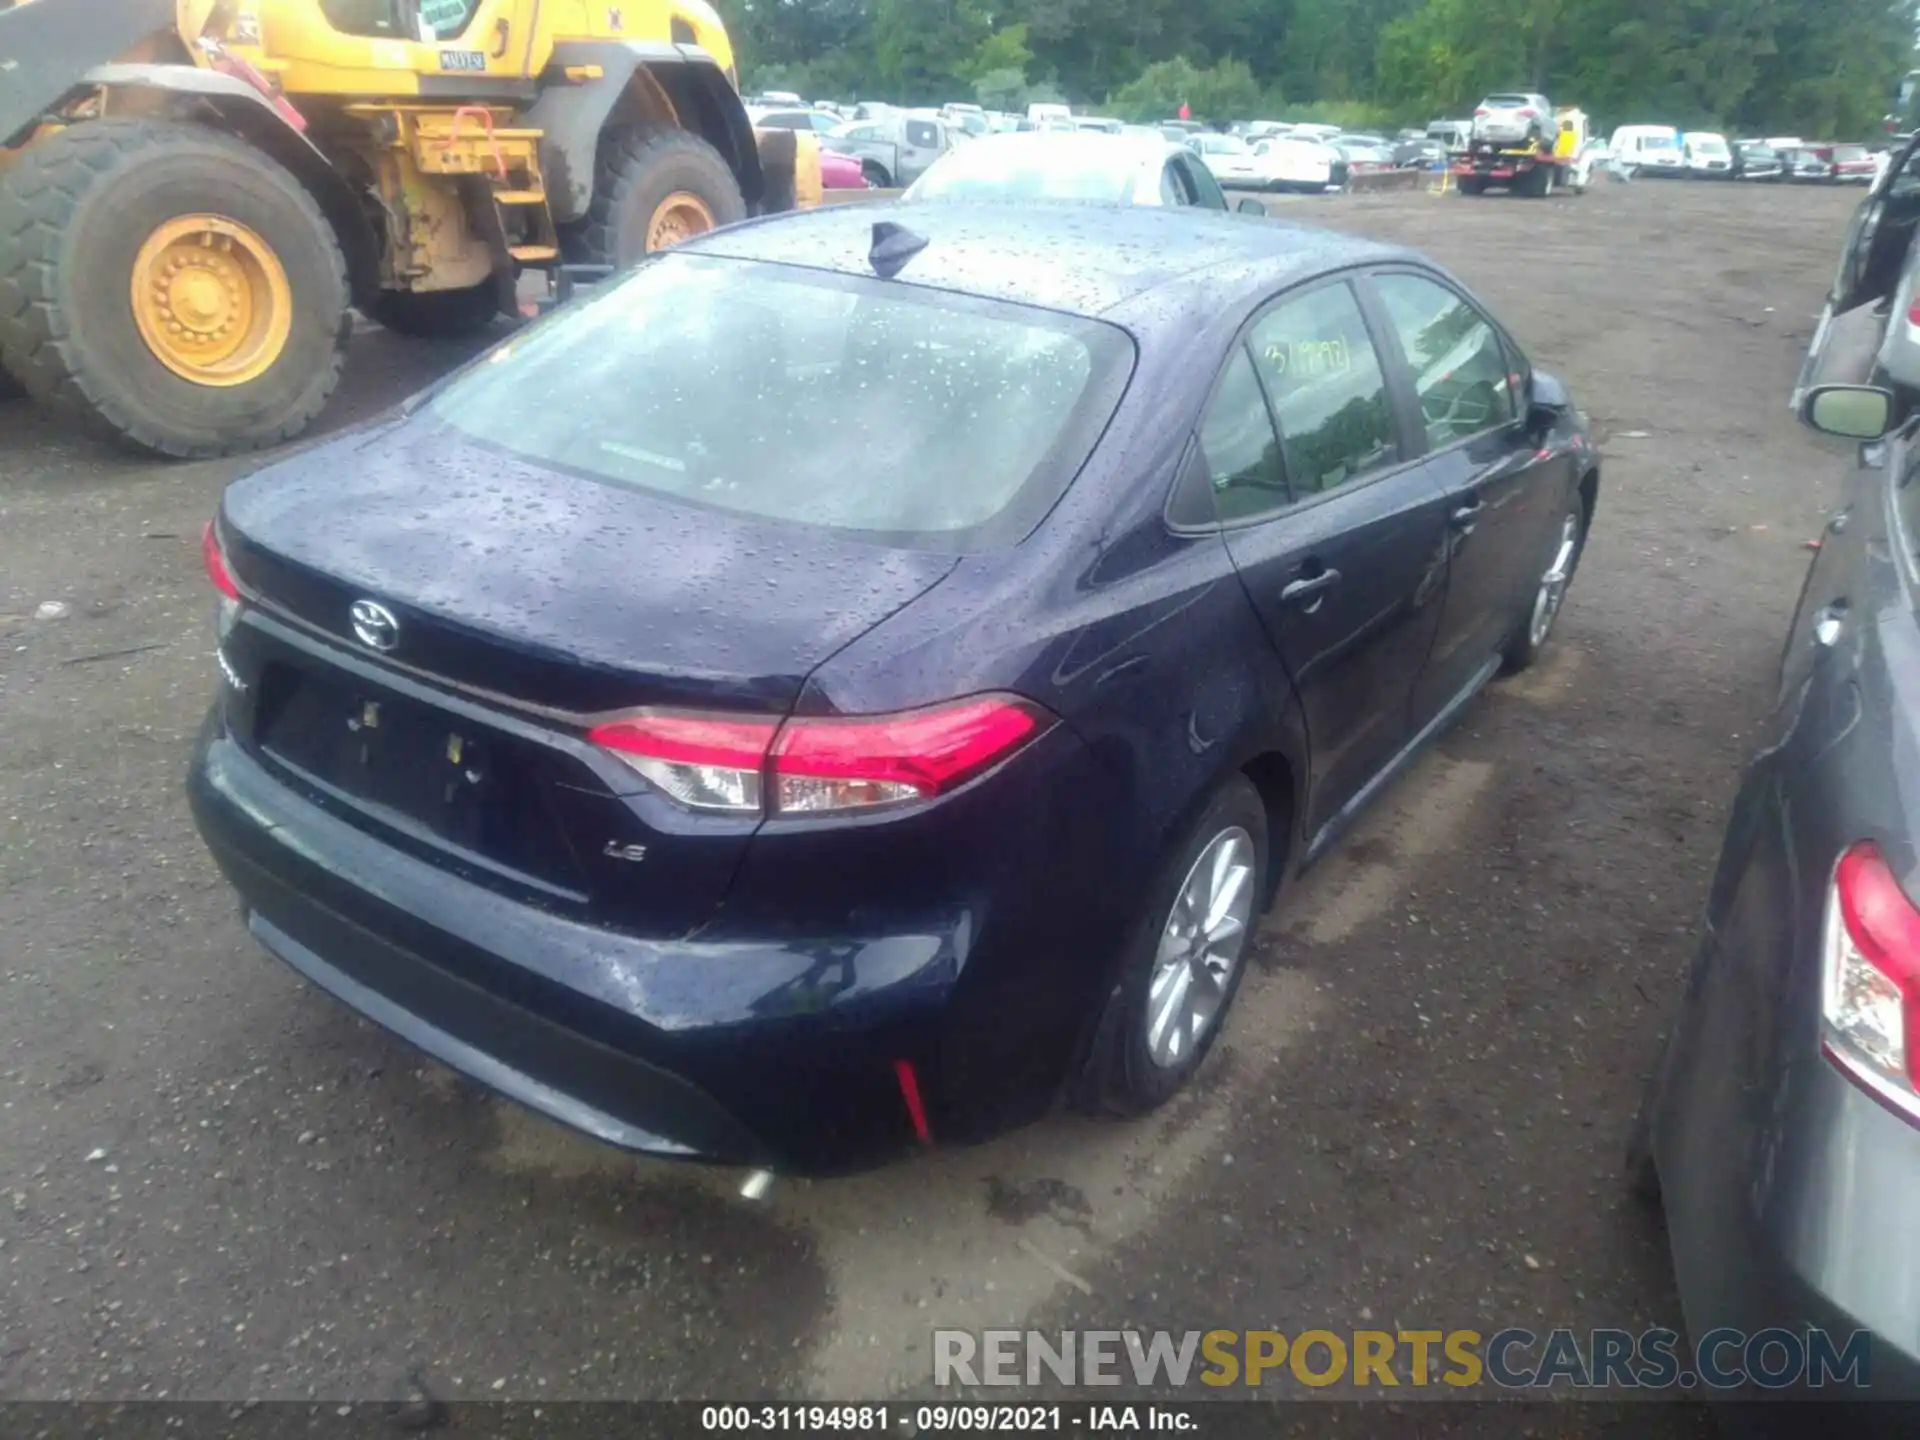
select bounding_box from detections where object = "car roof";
[684,200,1409,321]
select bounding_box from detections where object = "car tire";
[861,160,893,189]
[1457,176,1486,196]
[1624,1089,1663,1208]
[1077,774,1269,1117]
[0,363,22,402]
[1502,499,1588,673]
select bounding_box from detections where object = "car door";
[1366,269,1558,725]
[1834,132,1920,312]
[1200,278,1452,840]
[1170,152,1229,210]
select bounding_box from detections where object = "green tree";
[1107,55,1264,123]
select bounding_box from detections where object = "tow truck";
[1452,107,1592,197]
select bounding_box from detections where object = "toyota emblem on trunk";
[349,599,400,653]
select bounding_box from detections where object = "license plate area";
[253,661,587,893]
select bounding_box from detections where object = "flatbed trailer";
[1450,138,1572,196]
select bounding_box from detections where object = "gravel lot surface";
[0,178,1863,1431]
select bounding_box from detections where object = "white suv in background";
[1471,93,1554,148]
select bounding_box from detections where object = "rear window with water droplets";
[427,253,1134,550]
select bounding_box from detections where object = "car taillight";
[588,695,1054,817]
[203,517,243,643]
[202,519,240,601]
[1822,842,1920,1114]
[1518,107,1537,119]
[1907,297,1920,328]
[1474,108,1489,117]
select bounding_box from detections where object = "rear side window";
[1198,349,1288,521]
[425,254,1134,551]
[1247,284,1397,496]
[906,120,941,148]
[1372,273,1517,447]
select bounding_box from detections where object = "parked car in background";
[902,131,1264,214]
[1288,122,1344,143]
[1609,124,1686,176]
[1189,132,1263,187]
[1074,117,1124,135]
[825,112,957,188]
[1160,118,1204,134]
[1246,121,1294,141]
[748,105,842,137]
[1681,131,1733,177]
[1472,92,1555,148]
[1332,139,1395,176]
[189,200,1596,1176]
[1786,145,1837,183]
[1028,102,1072,124]
[1831,143,1877,183]
[1250,135,1341,193]
[1393,137,1449,170]
[819,150,868,190]
[1630,378,1920,1411]
[1732,140,1785,181]
[1427,119,1472,150]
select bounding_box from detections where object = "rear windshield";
[424,253,1134,551]
[1484,95,1533,107]
[1834,145,1868,161]
[1641,133,1679,150]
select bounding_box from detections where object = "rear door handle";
[1450,500,1484,529]
[1281,568,1342,606]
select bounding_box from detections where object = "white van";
[1027,102,1072,123]
[1681,131,1732,177]
[1608,124,1685,175]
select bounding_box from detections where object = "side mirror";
[1801,383,1895,440]
[1526,368,1571,414]
[1236,197,1267,215]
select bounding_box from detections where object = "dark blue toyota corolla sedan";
[188,202,1598,1173]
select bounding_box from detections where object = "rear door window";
[1246,283,1398,496]
[906,120,941,148]
[1197,349,1289,521]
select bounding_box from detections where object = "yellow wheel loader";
[0,0,821,457]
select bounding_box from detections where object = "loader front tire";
[0,119,349,460]
[371,282,503,339]
[571,127,747,269]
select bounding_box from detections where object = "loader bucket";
[0,0,176,145]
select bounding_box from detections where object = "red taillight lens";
[773,696,1050,813]
[202,519,240,601]
[1905,297,1920,328]
[587,711,779,813]
[1518,107,1537,119]
[1823,842,1920,1102]
[589,695,1054,816]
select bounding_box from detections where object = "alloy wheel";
[1528,510,1583,648]
[1145,827,1256,1068]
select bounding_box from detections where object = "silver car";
[1471,92,1554,148]
[902,130,1266,215]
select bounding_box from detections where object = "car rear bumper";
[188,717,1002,1173]
[1660,1038,1920,1402]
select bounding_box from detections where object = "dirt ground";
[0,178,1864,1428]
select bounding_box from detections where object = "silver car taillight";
[1821,842,1920,1121]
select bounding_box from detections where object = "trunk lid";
[217,419,956,937]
